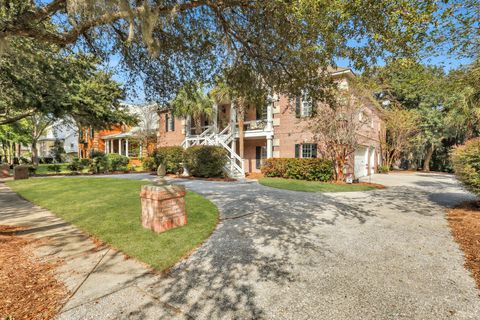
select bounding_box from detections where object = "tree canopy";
[0,38,135,127]
[2,0,468,105]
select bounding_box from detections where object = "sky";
[116,51,474,105]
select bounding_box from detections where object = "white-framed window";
[295,143,317,158]
[165,113,175,132]
[301,94,313,117]
[295,92,313,118]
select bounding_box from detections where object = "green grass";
[35,163,74,174]
[258,177,376,192]
[6,178,218,271]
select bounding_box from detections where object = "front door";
[256,146,267,170]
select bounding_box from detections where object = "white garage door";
[354,146,368,178]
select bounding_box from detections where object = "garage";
[354,146,368,178]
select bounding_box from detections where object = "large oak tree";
[0,0,454,105]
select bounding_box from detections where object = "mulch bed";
[0,225,68,319]
[448,202,480,289]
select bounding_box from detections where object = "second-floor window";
[295,143,317,158]
[165,113,175,132]
[295,94,313,118]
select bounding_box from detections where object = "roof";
[327,66,355,77]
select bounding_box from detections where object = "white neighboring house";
[38,121,79,160]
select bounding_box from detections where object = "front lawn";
[35,163,74,175]
[7,178,218,271]
[259,177,377,192]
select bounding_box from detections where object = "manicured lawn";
[35,163,74,174]
[258,177,376,192]
[7,178,218,271]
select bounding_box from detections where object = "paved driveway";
[3,173,480,319]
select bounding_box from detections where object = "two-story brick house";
[157,67,385,179]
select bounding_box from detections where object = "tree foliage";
[309,81,373,181]
[0,0,457,105]
[0,38,135,127]
[371,58,480,171]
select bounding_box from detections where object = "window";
[90,128,95,138]
[256,146,267,169]
[165,113,175,132]
[295,93,313,118]
[295,143,317,158]
[70,143,74,149]
[256,106,267,120]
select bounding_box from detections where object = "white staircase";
[181,124,245,178]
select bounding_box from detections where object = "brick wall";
[157,111,186,147]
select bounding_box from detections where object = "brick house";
[78,104,158,160]
[157,68,385,179]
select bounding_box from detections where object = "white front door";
[354,146,368,178]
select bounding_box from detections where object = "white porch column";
[139,144,143,158]
[118,139,122,155]
[125,139,129,157]
[105,139,109,154]
[230,102,237,154]
[212,103,218,133]
[110,140,113,154]
[266,96,274,158]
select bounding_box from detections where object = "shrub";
[261,158,333,181]
[47,164,61,173]
[107,153,129,171]
[27,166,37,175]
[89,151,108,174]
[151,146,184,174]
[184,146,227,178]
[451,138,480,195]
[377,165,390,174]
[142,156,156,171]
[67,158,85,172]
[40,157,54,164]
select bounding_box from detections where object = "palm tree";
[171,84,214,135]
[210,79,249,159]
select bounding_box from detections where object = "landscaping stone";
[0,163,10,178]
[14,165,29,180]
[140,184,187,233]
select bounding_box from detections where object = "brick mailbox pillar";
[140,184,187,233]
[0,164,10,178]
[14,165,29,180]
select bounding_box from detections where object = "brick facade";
[155,70,385,177]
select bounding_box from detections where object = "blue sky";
[115,53,474,104]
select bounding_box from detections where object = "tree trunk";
[32,141,39,166]
[194,116,202,135]
[238,106,245,158]
[335,156,346,182]
[422,145,435,172]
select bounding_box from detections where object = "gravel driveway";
[77,172,480,319]
[5,172,479,319]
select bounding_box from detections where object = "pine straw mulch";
[0,225,68,320]
[447,202,480,289]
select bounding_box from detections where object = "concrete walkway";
[1,173,479,319]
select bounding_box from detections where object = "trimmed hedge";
[261,158,333,181]
[107,154,129,171]
[451,138,480,195]
[184,146,227,178]
[151,146,184,174]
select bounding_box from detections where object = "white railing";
[243,120,267,131]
